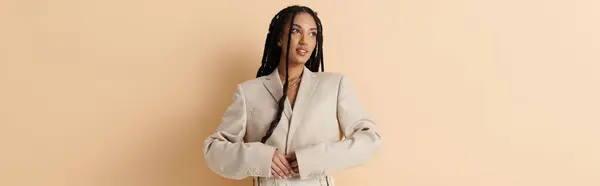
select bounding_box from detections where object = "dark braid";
[257,5,325,144]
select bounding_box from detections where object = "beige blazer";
[203,66,382,182]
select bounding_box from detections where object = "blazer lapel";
[263,68,292,120]
[287,67,318,152]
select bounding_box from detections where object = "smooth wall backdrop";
[1,0,599,186]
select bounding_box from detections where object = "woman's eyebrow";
[293,24,318,31]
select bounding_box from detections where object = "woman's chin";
[290,58,309,66]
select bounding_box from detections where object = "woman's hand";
[271,149,295,179]
[286,153,299,174]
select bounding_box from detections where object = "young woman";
[204,5,382,186]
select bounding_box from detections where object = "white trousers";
[253,176,334,186]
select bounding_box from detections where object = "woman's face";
[279,12,318,66]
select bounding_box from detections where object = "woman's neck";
[278,63,304,83]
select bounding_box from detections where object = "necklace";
[289,78,301,88]
[281,74,303,89]
[288,74,303,89]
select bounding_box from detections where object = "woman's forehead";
[286,12,317,29]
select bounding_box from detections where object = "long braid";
[257,6,324,144]
[261,12,296,143]
[315,12,324,72]
[301,10,323,72]
[256,11,285,78]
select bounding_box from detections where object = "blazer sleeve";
[294,75,383,180]
[203,84,276,180]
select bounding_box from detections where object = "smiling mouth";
[296,48,308,56]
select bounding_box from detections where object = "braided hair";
[256,5,324,143]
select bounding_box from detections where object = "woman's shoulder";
[313,71,344,82]
[237,76,269,90]
[235,71,348,91]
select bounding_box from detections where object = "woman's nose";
[298,34,307,45]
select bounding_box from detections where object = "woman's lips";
[296,47,308,56]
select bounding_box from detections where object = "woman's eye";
[309,32,317,37]
[292,29,300,33]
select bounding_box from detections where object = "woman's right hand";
[271,149,295,179]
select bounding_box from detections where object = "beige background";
[1,0,599,186]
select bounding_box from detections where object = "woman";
[203,5,382,186]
